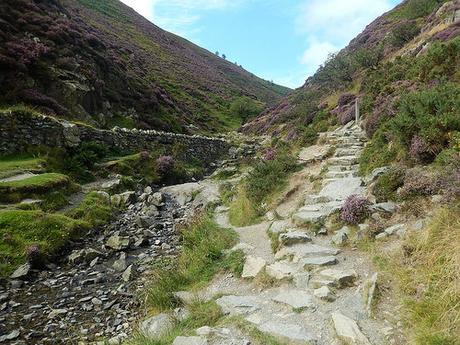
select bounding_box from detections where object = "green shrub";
[246,152,297,205]
[390,21,420,47]
[373,168,405,202]
[46,142,109,182]
[229,96,264,122]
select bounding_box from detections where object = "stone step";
[275,243,340,261]
[315,268,357,288]
[271,289,315,309]
[325,171,358,179]
[334,149,361,157]
[328,164,359,172]
[329,156,359,166]
[301,256,338,268]
[266,260,301,280]
[252,320,317,344]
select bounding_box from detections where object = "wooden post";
[355,98,360,123]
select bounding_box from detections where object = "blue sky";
[120,0,402,88]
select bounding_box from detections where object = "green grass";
[0,154,44,179]
[0,210,86,276]
[66,192,113,227]
[145,214,238,311]
[228,187,260,227]
[384,204,460,345]
[228,151,297,227]
[0,173,71,202]
[0,192,113,277]
[128,300,223,345]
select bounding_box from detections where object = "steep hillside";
[0,0,290,133]
[243,0,459,144]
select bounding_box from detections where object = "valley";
[0,0,459,344]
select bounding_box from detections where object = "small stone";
[318,268,357,288]
[364,273,378,317]
[122,265,134,282]
[48,309,68,319]
[293,272,310,289]
[241,256,266,278]
[384,224,405,236]
[332,312,371,345]
[144,186,153,195]
[314,286,336,302]
[106,234,130,250]
[266,261,299,280]
[0,329,20,341]
[301,256,338,268]
[331,226,349,246]
[375,232,387,241]
[91,297,102,306]
[10,263,30,279]
[149,192,163,206]
[112,253,127,272]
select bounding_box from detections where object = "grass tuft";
[387,204,460,344]
[145,214,238,311]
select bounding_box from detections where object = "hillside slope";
[0,0,290,133]
[243,0,459,142]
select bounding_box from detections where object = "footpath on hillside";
[138,123,409,345]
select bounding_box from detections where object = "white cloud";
[296,0,394,77]
[120,0,243,37]
[300,39,338,74]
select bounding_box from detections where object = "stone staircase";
[144,124,387,345]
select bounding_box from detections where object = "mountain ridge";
[0,0,290,134]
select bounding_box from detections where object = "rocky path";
[166,124,395,345]
[0,179,220,344]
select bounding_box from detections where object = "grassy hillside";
[0,0,290,133]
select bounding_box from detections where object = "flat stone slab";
[266,261,300,280]
[332,312,371,345]
[275,243,340,261]
[241,256,266,278]
[293,210,325,225]
[279,231,312,246]
[318,268,357,288]
[301,256,338,268]
[256,320,316,344]
[216,295,261,315]
[319,177,364,201]
[272,289,315,309]
[173,336,208,345]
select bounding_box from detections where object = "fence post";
[355,98,360,123]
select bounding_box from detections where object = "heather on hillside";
[0,0,290,133]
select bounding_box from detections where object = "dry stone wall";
[0,111,230,163]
